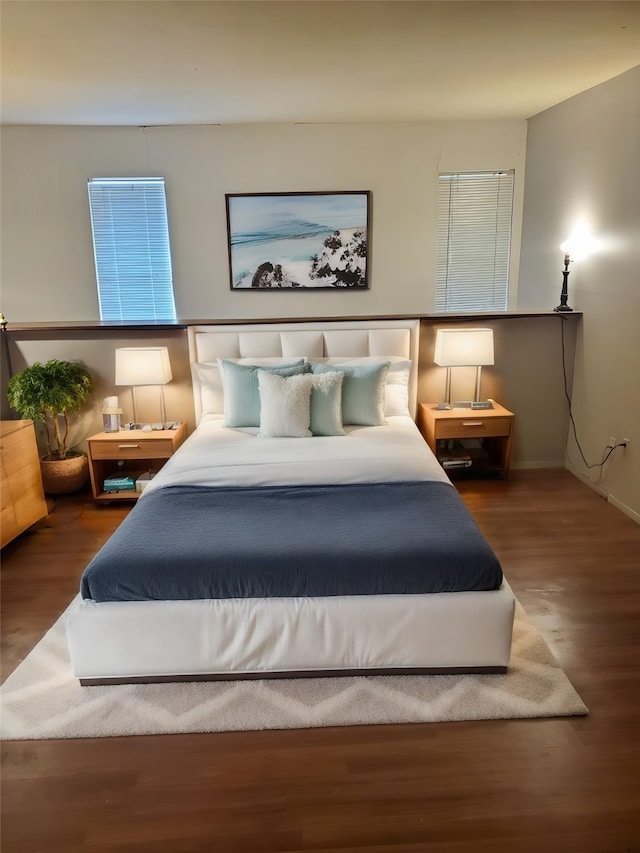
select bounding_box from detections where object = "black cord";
[559,315,625,471]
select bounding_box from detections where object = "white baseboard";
[565,463,609,498]
[499,460,638,524]
[511,460,565,470]
[565,463,640,524]
[607,493,640,525]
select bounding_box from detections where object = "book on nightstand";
[440,455,472,470]
[103,472,143,492]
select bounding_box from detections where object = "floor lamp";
[433,328,495,409]
[115,346,173,427]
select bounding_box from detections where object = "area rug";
[0,599,587,740]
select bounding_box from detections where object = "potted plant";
[7,359,94,494]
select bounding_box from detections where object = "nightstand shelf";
[87,423,187,501]
[417,401,514,479]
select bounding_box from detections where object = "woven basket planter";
[40,455,89,495]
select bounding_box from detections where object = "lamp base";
[554,304,573,312]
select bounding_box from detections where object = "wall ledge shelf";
[3,311,581,335]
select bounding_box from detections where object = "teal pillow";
[310,371,344,436]
[220,360,309,427]
[310,361,390,426]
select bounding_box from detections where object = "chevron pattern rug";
[0,599,587,740]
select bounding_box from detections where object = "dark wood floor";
[2,470,639,853]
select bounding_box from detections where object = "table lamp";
[115,346,173,427]
[433,328,494,409]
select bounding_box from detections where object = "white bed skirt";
[66,583,515,683]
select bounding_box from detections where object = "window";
[88,177,177,322]
[436,171,514,312]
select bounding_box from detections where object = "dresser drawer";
[1,427,37,478]
[0,420,47,547]
[89,438,176,460]
[436,416,512,440]
[1,500,18,544]
[1,461,13,512]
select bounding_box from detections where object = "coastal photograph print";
[226,191,371,289]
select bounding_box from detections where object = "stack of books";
[440,455,472,470]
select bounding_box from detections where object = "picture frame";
[225,191,371,290]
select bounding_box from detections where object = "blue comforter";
[80,482,503,602]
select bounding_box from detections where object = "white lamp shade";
[434,328,494,367]
[115,347,173,386]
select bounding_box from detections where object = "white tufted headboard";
[187,319,421,423]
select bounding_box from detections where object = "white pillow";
[257,371,314,438]
[384,384,410,417]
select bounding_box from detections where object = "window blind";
[88,178,177,322]
[436,171,514,312]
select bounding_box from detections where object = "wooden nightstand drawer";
[436,417,511,440]
[89,438,176,460]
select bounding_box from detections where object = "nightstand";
[417,401,514,479]
[87,423,187,502]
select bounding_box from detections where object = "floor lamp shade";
[433,328,494,406]
[115,347,173,425]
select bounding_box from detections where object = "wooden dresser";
[1,420,48,548]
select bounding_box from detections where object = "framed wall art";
[225,191,371,289]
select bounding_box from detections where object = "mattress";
[79,416,502,603]
[142,413,452,492]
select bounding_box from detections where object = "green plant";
[7,360,94,460]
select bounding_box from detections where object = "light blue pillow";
[220,360,309,427]
[310,372,344,436]
[310,361,390,426]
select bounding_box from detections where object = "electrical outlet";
[622,437,630,451]
[608,435,616,448]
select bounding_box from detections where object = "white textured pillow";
[258,371,314,438]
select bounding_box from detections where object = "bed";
[66,319,515,684]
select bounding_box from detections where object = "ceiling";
[1,1,639,126]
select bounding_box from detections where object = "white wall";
[2,118,579,471]
[519,66,640,521]
[4,330,193,455]
[0,120,526,322]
